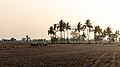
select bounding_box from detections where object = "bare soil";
[0,44,120,67]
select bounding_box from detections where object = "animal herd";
[30,43,48,47]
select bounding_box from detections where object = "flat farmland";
[0,44,120,67]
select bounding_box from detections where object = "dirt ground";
[0,44,120,67]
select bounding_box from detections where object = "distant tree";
[51,37,58,43]
[57,20,65,43]
[94,25,102,43]
[2,39,9,41]
[53,24,58,43]
[66,22,71,43]
[10,37,16,41]
[63,22,67,43]
[48,26,55,36]
[105,27,112,42]
[26,35,31,42]
[48,26,55,43]
[102,30,107,37]
[85,19,93,43]
[109,30,120,42]
[22,38,26,41]
[81,24,87,43]
[115,30,120,42]
[75,22,83,43]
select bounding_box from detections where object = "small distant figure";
[30,43,38,46]
[43,43,48,46]
[30,42,48,47]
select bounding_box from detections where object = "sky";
[0,0,120,40]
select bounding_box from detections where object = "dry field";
[0,43,120,67]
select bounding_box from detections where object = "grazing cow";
[30,43,48,47]
[30,43,38,46]
[43,43,48,46]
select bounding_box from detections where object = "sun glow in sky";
[0,0,120,39]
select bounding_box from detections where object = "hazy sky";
[0,0,120,40]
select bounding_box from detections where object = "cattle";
[30,43,48,47]
[43,43,48,46]
[30,43,38,46]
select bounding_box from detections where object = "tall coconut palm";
[48,26,55,36]
[94,25,102,43]
[75,22,83,43]
[63,22,67,43]
[106,27,112,42]
[26,35,31,42]
[66,22,71,43]
[48,26,56,43]
[85,19,93,44]
[53,24,57,38]
[57,20,65,43]
[53,24,58,43]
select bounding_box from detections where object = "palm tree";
[94,25,102,43]
[26,35,31,42]
[85,19,93,44]
[94,26,98,43]
[75,22,83,43]
[66,22,71,43]
[115,30,120,42]
[53,24,57,37]
[102,30,107,37]
[81,24,87,43]
[48,26,55,43]
[63,22,66,43]
[106,27,112,42]
[48,26,55,36]
[81,32,86,43]
[110,30,120,42]
[53,24,58,43]
[57,20,65,43]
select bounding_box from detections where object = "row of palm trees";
[48,19,120,44]
[48,20,71,43]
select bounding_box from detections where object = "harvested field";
[0,44,120,67]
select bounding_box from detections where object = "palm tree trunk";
[67,30,69,43]
[60,32,62,43]
[51,34,53,43]
[64,31,65,43]
[94,33,97,44]
[79,32,81,44]
[87,28,90,44]
[55,32,57,43]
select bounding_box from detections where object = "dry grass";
[0,43,120,67]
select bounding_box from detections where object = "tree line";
[48,19,120,44]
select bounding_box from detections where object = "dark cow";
[30,43,38,46]
[43,43,48,46]
[30,43,48,47]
